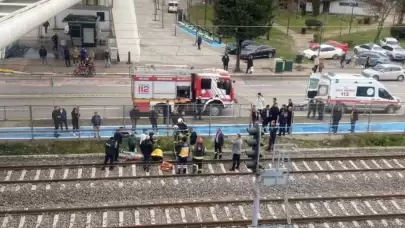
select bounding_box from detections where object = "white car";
[380,37,400,47]
[353,43,386,55]
[302,44,344,60]
[381,45,405,60]
[361,64,405,81]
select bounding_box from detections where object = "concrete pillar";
[0,48,5,60]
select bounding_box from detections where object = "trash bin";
[295,54,303,63]
[274,58,284,73]
[301,27,306,35]
[284,60,293,71]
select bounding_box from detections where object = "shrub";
[390,24,405,39]
[313,33,321,43]
[305,19,323,29]
[364,16,371,24]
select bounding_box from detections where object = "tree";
[395,0,405,24]
[363,0,397,42]
[312,0,321,16]
[213,0,274,72]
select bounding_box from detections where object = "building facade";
[305,0,369,16]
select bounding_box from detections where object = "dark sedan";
[225,40,255,55]
[240,45,276,59]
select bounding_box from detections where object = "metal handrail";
[0,0,53,23]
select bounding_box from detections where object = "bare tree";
[395,0,405,24]
[362,0,397,42]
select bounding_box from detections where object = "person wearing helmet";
[192,136,205,173]
[175,136,190,174]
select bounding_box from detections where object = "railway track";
[2,194,405,228]
[0,155,405,190]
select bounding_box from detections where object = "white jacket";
[256,96,265,110]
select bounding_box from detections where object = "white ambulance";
[306,72,401,113]
[168,0,179,13]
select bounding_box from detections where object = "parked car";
[353,43,386,55]
[379,37,400,47]
[240,45,276,59]
[302,44,344,60]
[309,40,349,52]
[361,64,405,81]
[354,51,390,67]
[381,45,405,61]
[225,40,255,55]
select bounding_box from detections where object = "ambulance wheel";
[332,54,339,60]
[397,75,404,82]
[372,75,379,81]
[386,105,396,114]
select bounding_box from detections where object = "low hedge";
[1,133,404,156]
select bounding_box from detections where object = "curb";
[0,146,402,158]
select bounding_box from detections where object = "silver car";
[354,43,386,55]
[354,51,390,67]
[381,45,405,60]
[361,64,405,81]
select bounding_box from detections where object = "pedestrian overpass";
[0,0,140,62]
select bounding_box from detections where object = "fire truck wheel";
[206,103,223,116]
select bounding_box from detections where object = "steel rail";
[2,193,405,215]
[1,167,404,184]
[2,154,405,170]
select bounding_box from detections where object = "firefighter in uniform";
[102,137,116,170]
[175,136,190,174]
[192,136,205,173]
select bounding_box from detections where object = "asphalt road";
[0,77,404,122]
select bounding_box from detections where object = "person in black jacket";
[222,54,230,70]
[307,99,316,119]
[130,106,140,132]
[214,128,224,159]
[261,105,271,133]
[149,108,159,133]
[113,128,123,161]
[39,46,48,64]
[63,47,71,67]
[331,104,343,133]
[350,106,359,133]
[286,106,293,134]
[51,106,61,138]
[194,96,202,120]
[189,128,197,146]
[317,100,325,120]
[102,137,116,170]
[51,34,59,51]
[163,100,172,125]
[59,106,68,130]
[246,55,253,74]
[251,105,260,125]
[270,103,280,123]
[140,136,153,172]
[278,105,288,136]
[71,106,80,136]
[268,120,278,151]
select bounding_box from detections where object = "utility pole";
[161,0,164,28]
[174,11,178,36]
[154,0,158,21]
[204,1,208,27]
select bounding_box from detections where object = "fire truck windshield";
[217,79,232,95]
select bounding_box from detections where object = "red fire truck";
[131,66,236,116]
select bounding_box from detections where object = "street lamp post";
[204,1,208,27]
[348,3,355,34]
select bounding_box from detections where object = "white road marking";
[158,168,165,186]
[208,164,217,182]
[377,200,388,212]
[195,207,202,222]
[391,200,402,211]
[15,170,26,191]
[309,203,319,215]
[1,216,8,228]
[134,210,140,225]
[314,161,324,170]
[61,168,69,189]
[338,202,350,215]
[239,205,248,219]
[382,159,393,168]
[118,166,123,188]
[220,164,230,182]
[323,222,331,228]
[360,160,371,169]
[326,161,335,170]
[76,168,82,188]
[366,220,375,227]
[338,222,346,228]
[90,167,96,187]
[292,162,300,171]
[371,160,382,169]
[132,165,136,176]
[349,160,359,169]
[394,159,404,168]
[86,213,91,228]
[210,207,218,221]
[102,211,108,227]
[18,216,25,228]
[364,201,377,214]
[118,211,124,226]
[145,171,151,185]
[31,170,40,190]
[381,219,389,227]
[386,172,393,178]
[171,168,178,185]
[352,221,360,227]
[350,201,363,215]
[224,206,233,220]
[46,169,55,190]
[150,209,156,224]
[397,172,404,178]
[296,203,307,217]
[267,204,277,218]
[395,219,403,225]
[68,214,75,228]
[180,208,187,223]
[165,209,171,224]
[35,215,43,228]
[303,161,312,171]
[105,168,110,178]
[309,224,315,228]
[338,161,348,169]
[52,214,59,228]
[323,202,336,216]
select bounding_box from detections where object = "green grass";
[327,28,405,47]
[188,4,296,59]
[274,11,373,34]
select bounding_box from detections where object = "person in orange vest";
[175,136,190,174]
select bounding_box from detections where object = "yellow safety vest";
[179,144,190,158]
[152,148,163,157]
